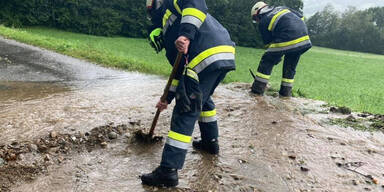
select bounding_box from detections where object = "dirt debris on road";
[0,123,139,192]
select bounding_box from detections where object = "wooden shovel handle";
[148,52,183,136]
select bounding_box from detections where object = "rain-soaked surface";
[1,36,384,192]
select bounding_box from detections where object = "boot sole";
[142,180,178,187]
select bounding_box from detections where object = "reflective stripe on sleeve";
[182,8,206,22]
[181,16,203,29]
[169,79,179,92]
[163,9,177,34]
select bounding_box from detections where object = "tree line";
[1,0,383,54]
[0,0,301,48]
[307,5,384,55]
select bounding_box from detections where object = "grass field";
[0,26,383,114]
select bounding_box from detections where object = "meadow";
[0,26,383,114]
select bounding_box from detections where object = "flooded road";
[1,37,384,192]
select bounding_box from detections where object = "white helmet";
[251,1,268,18]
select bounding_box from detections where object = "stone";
[50,131,58,138]
[0,158,5,166]
[108,131,118,140]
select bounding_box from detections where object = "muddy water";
[2,37,384,192]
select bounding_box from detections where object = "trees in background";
[307,6,384,54]
[0,0,302,47]
[2,0,382,54]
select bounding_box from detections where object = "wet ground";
[1,36,384,192]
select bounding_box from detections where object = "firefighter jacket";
[258,6,312,53]
[148,0,236,103]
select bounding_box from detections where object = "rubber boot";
[279,85,292,97]
[192,139,219,154]
[251,80,267,95]
[140,166,178,187]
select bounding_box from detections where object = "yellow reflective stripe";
[162,9,173,27]
[256,72,270,80]
[188,46,235,69]
[269,35,310,48]
[171,79,179,86]
[200,109,216,117]
[173,0,182,14]
[182,8,206,22]
[186,68,199,81]
[268,9,290,31]
[282,78,294,83]
[168,131,191,143]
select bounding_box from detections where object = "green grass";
[0,26,383,114]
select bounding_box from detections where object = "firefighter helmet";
[251,1,267,21]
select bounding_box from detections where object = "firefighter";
[250,1,312,97]
[141,0,236,187]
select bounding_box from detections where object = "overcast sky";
[303,0,384,17]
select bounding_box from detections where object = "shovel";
[134,52,183,143]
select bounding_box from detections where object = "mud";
[0,123,133,191]
[1,37,384,192]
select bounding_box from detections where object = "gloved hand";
[149,28,164,53]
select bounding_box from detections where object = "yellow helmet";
[251,1,267,17]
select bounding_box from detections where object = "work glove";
[175,68,202,113]
[148,28,164,53]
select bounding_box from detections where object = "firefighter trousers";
[160,68,229,169]
[256,47,310,85]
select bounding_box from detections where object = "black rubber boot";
[279,85,292,97]
[192,139,219,155]
[251,80,267,95]
[140,166,178,187]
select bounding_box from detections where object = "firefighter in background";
[250,1,312,97]
[141,0,236,187]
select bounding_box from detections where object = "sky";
[303,0,384,17]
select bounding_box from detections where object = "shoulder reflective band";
[188,45,235,73]
[169,79,179,92]
[267,35,311,52]
[268,9,290,31]
[181,8,207,29]
[199,109,217,123]
[173,0,182,14]
[162,9,177,34]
